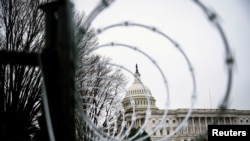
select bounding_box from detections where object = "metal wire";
[72,0,234,140]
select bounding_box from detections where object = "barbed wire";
[76,62,140,141]
[79,39,196,140]
[74,0,234,140]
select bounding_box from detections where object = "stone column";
[192,117,195,134]
[199,117,201,133]
[205,117,208,130]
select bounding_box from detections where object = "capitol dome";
[122,64,158,111]
[127,82,152,96]
[126,64,152,97]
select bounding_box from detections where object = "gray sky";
[74,0,250,110]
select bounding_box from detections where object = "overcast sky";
[74,0,250,110]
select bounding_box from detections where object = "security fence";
[77,1,234,140]
[0,0,235,141]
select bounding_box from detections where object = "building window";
[141,118,145,124]
[173,120,175,123]
[152,120,155,124]
[166,120,169,123]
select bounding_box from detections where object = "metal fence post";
[39,0,76,140]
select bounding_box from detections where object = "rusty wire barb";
[73,0,234,141]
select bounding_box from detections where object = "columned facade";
[122,65,250,141]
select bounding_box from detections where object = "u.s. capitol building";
[121,65,250,141]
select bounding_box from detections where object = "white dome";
[125,64,152,97]
[122,64,158,111]
[127,81,152,96]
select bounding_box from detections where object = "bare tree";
[75,55,127,140]
[74,12,127,140]
[0,0,45,141]
[0,1,127,140]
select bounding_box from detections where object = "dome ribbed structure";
[122,64,158,111]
